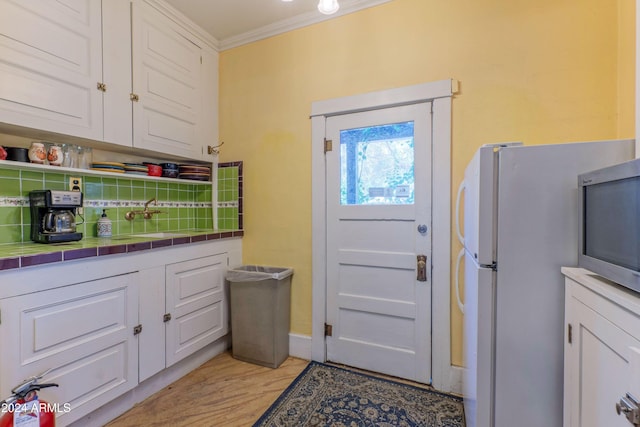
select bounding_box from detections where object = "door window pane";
[340,121,414,205]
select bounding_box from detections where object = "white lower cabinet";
[166,254,228,366]
[0,238,241,427]
[0,273,139,426]
[138,253,229,382]
[563,267,640,427]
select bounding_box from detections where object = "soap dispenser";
[97,209,112,238]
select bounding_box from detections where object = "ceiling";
[163,0,393,50]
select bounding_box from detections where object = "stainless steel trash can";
[226,265,293,368]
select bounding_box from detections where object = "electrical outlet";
[69,177,82,192]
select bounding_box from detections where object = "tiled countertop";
[0,229,244,271]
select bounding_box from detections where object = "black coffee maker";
[29,190,83,243]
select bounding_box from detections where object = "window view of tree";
[340,121,414,205]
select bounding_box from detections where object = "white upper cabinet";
[132,0,203,159]
[200,46,219,160]
[0,0,218,161]
[0,0,104,140]
[102,0,134,147]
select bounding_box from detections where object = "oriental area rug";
[253,361,465,427]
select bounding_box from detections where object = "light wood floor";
[105,352,308,427]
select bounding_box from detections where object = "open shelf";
[0,159,212,185]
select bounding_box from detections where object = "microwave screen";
[584,177,640,271]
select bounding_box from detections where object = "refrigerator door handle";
[454,248,465,313]
[455,179,465,245]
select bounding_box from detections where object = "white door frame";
[310,79,459,393]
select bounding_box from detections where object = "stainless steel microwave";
[578,157,640,293]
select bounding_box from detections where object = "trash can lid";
[226,265,293,282]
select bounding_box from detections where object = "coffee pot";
[29,190,83,243]
[42,210,76,234]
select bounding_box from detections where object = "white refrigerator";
[459,139,634,427]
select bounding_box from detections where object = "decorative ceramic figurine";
[28,142,47,164]
[47,145,63,166]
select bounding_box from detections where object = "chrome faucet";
[125,198,166,221]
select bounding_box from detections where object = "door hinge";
[130,93,139,102]
[163,313,172,322]
[567,323,572,344]
[133,324,142,336]
[324,138,333,153]
[324,323,333,337]
[97,82,107,92]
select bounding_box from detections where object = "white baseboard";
[448,365,463,396]
[288,333,312,360]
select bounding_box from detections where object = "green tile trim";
[217,161,243,230]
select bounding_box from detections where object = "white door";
[325,102,432,383]
[462,257,495,427]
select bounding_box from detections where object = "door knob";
[616,392,640,425]
[417,255,427,282]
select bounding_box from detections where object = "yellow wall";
[219,0,635,366]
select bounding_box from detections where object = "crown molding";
[150,0,221,51]
[219,0,394,51]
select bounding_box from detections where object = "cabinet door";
[0,273,139,426]
[166,254,228,366]
[198,46,219,161]
[138,266,166,383]
[565,280,640,427]
[0,0,103,140]
[102,0,134,147]
[131,0,202,159]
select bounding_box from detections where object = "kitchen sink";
[131,232,191,238]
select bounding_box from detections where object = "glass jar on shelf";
[78,146,92,169]
[61,144,78,168]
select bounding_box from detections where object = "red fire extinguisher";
[0,371,58,427]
